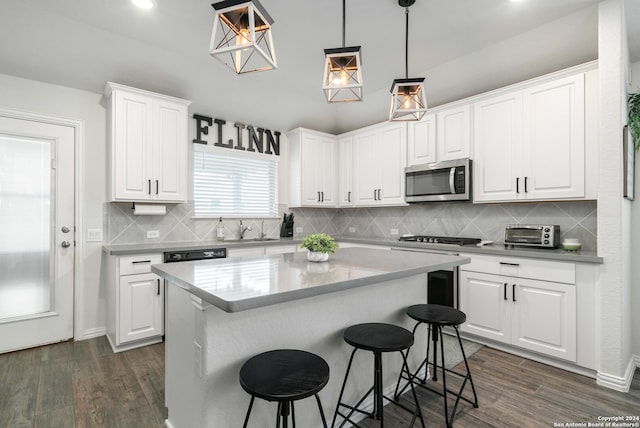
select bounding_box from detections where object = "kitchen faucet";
[239,220,252,239]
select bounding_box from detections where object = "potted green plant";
[300,233,338,262]
[629,92,640,151]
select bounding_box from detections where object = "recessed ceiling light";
[132,0,156,9]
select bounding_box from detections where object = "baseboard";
[81,327,106,340]
[596,356,637,392]
[634,354,640,368]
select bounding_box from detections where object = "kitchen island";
[152,247,470,428]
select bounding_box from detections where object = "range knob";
[544,234,550,238]
[544,240,550,245]
[544,227,550,232]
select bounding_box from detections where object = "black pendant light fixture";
[322,0,363,102]
[209,0,277,74]
[389,0,428,121]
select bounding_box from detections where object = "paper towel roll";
[132,203,167,216]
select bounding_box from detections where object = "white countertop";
[151,247,469,312]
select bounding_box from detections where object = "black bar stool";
[394,304,479,428]
[331,323,425,428]
[239,349,330,428]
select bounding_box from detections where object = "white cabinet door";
[436,105,470,162]
[353,130,379,206]
[459,271,510,343]
[338,136,354,207]
[511,278,577,361]
[352,122,407,206]
[153,100,188,201]
[407,114,436,166]
[378,123,407,204]
[112,89,153,200]
[119,272,163,344]
[522,74,585,200]
[289,128,337,207]
[473,92,523,202]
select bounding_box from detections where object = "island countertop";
[151,247,470,313]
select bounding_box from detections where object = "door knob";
[61,241,71,248]
[61,226,70,233]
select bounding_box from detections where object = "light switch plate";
[147,230,160,239]
[390,229,399,236]
[296,227,303,233]
[349,227,356,233]
[87,228,103,242]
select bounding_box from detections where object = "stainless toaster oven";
[504,225,560,248]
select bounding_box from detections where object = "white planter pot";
[307,251,329,262]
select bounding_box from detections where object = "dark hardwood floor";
[1,336,638,427]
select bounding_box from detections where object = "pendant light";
[209,0,277,74]
[389,0,428,121]
[322,0,363,102]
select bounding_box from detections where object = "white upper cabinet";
[407,105,470,167]
[106,82,190,203]
[407,114,436,166]
[288,128,337,207]
[473,72,587,203]
[338,135,354,207]
[436,105,471,161]
[351,122,407,206]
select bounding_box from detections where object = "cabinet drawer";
[119,254,163,276]
[460,254,575,284]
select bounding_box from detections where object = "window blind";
[193,145,278,218]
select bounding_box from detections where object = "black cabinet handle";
[321,191,324,202]
[512,284,517,302]
[499,262,520,267]
[157,279,160,296]
[378,189,382,200]
[524,176,528,193]
[156,180,159,195]
[132,260,151,264]
[516,177,520,193]
[148,179,151,195]
[317,191,321,202]
[348,191,351,203]
[373,189,377,201]
[504,283,508,300]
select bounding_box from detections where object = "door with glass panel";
[0,114,75,353]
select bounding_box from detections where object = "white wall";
[596,0,635,390]
[0,72,108,338]
[630,60,640,362]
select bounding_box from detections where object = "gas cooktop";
[398,235,482,246]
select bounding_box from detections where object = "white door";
[0,115,75,353]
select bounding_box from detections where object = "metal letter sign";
[192,114,280,156]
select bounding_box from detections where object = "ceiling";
[0,0,637,134]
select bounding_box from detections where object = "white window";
[193,145,278,218]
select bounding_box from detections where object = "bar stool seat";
[331,323,425,428]
[240,349,329,428]
[395,304,478,428]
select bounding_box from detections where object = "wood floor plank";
[34,405,75,428]
[36,361,73,414]
[0,346,43,427]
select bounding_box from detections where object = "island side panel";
[165,274,430,428]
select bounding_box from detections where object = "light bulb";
[237,28,251,46]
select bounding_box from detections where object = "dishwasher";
[163,248,227,263]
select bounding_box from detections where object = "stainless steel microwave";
[504,224,560,248]
[405,158,471,202]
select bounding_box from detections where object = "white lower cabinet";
[106,253,164,352]
[459,256,577,362]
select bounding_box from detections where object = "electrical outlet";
[87,228,103,242]
[349,227,356,233]
[147,230,160,239]
[296,227,303,233]
[390,229,399,236]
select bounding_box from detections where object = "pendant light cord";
[342,0,346,47]
[405,6,409,78]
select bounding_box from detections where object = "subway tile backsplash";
[105,200,597,251]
